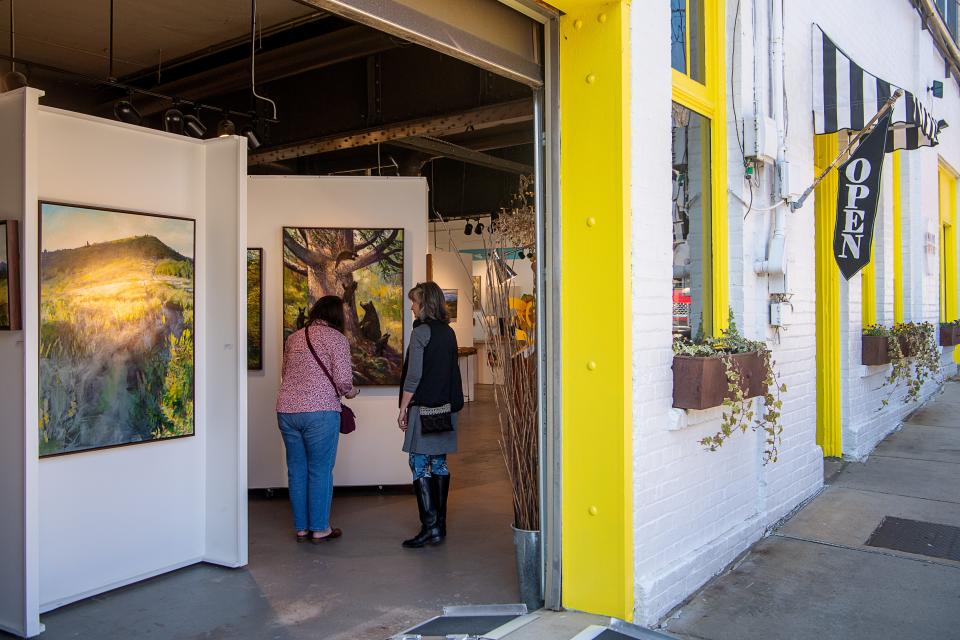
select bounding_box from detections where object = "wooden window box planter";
[940,324,960,347]
[862,335,891,365]
[672,352,768,410]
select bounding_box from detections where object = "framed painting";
[283,227,404,386]
[443,288,458,320]
[247,248,263,370]
[472,275,481,309]
[0,220,21,331]
[39,202,196,457]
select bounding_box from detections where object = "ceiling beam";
[389,136,533,174]
[248,98,532,165]
[105,25,398,117]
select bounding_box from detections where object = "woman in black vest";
[398,281,464,548]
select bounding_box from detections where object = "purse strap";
[304,325,345,397]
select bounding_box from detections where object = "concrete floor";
[29,386,520,640]
[661,378,960,640]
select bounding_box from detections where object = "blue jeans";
[409,453,449,480]
[278,411,340,531]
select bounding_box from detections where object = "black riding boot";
[431,474,450,538]
[402,477,442,548]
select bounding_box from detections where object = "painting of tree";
[283,227,404,385]
[247,248,263,370]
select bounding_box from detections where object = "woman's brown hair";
[306,295,346,332]
[408,281,449,323]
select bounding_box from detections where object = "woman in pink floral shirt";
[277,296,358,543]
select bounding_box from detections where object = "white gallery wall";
[429,249,475,347]
[247,176,428,489]
[0,88,247,635]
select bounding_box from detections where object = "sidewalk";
[660,378,960,640]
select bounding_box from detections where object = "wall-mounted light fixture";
[930,80,944,98]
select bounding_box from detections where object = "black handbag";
[419,403,454,434]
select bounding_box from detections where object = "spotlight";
[163,107,184,135]
[464,221,474,235]
[474,222,484,235]
[493,250,518,284]
[183,113,207,138]
[938,119,949,131]
[241,124,261,150]
[0,70,27,92]
[518,250,525,259]
[217,117,236,138]
[114,98,142,125]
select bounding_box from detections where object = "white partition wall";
[0,89,247,636]
[247,176,428,488]
[430,250,475,348]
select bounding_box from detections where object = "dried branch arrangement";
[475,175,540,531]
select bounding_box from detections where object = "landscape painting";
[39,202,195,457]
[247,248,263,370]
[443,288,458,320]
[0,221,8,329]
[472,275,481,309]
[283,227,404,386]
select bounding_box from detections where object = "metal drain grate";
[865,516,960,561]
[403,615,520,636]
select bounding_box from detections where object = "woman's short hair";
[307,295,346,332]
[409,281,449,323]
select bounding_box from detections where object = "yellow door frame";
[814,134,843,457]
[554,0,633,620]
[939,161,959,363]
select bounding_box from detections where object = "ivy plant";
[673,312,787,464]
[866,322,942,408]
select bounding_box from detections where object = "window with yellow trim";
[670,0,727,338]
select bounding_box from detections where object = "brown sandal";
[311,528,342,543]
[296,531,310,543]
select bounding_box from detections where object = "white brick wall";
[629,0,960,626]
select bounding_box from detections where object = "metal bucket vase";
[511,526,544,611]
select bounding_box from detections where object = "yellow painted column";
[939,163,959,363]
[814,134,842,457]
[892,151,904,324]
[707,0,729,336]
[861,260,876,327]
[555,0,633,620]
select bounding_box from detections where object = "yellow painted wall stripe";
[556,0,633,621]
[861,253,876,327]
[815,134,842,457]
[892,151,904,324]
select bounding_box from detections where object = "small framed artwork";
[0,220,21,331]
[443,288,459,320]
[472,275,482,309]
[247,248,263,370]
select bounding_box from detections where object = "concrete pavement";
[660,378,960,640]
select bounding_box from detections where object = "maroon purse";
[304,326,357,435]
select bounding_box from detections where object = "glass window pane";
[671,0,686,74]
[672,102,713,338]
[688,0,706,83]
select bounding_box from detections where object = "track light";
[241,123,261,150]
[518,250,525,259]
[183,113,207,138]
[474,222,484,235]
[163,107,185,135]
[114,96,142,125]
[464,221,474,235]
[217,117,236,137]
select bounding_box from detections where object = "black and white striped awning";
[813,25,942,151]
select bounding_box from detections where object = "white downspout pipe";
[754,0,788,283]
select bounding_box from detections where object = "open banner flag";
[834,112,891,280]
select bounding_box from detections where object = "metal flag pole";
[791,88,903,212]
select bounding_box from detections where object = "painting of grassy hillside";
[283,227,404,386]
[39,203,195,457]
[0,221,8,329]
[247,248,263,370]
